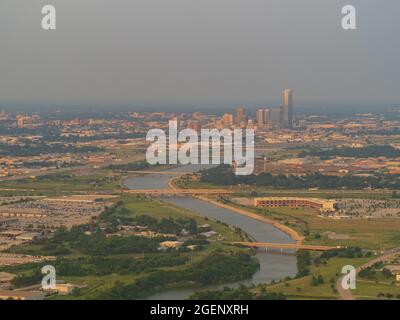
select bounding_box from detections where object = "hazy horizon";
[1,0,399,109]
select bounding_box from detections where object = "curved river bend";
[124,165,297,300]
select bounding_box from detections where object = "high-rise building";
[235,107,245,124]
[256,108,272,129]
[270,107,282,127]
[264,109,271,127]
[281,89,293,128]
[256,109,265,128]
[222,113,234,127]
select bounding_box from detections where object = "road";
[336,247,400,300]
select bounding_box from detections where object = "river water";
[124,165,297,299]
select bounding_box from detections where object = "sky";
[0,0,399,110]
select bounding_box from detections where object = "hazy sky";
[0,0,399,109]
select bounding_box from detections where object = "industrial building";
[254,197,336,212]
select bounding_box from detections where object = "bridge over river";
[124,189,235,196]
[231,242,340,252]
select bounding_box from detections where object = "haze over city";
[0,0,399,110]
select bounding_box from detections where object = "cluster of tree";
[296,250,311,277]
[183,238,209,246]
[11,270,43,287]
[32,173,119,189]
[0,142,102,157]
[21,161,80,169]
[92,252,259,299]
[359,266,392,280]
[100,202,198,236]
[299,145,400,159]
[377,292,400,299]
[0,126,144,143]
[320,247,364,260]
[310,274,324,286]
[105,161,150,171]
[189,284,285,300]
[10,254,189,286]
[76,234,170,256]
[18,221,176,256]
[200,165,400,189]
[53,227,173,256]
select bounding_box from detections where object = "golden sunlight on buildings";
[254,197,337,212]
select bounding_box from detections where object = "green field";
[265,256,369,299]
[0,170,123,193]
[2,195,255,300]
[181,179,394,199]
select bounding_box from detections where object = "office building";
[235,107,245,125]
[281,89,293,128]
[256,109,265,128]
[270,107,282,127]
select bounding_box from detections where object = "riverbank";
[123,167,298,298]
[195,196,304,243]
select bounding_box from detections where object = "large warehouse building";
[254,197,336,212]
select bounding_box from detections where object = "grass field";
[268,206,400,250]
[265,256,370,300]
[0,170,123,193]
[121,195,247,245]
[219,197,400,250]
[354,279,400,299]
[182,179,395,199]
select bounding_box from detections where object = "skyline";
[1,0,400,107]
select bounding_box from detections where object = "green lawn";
[0,170,123,193]
[265,256,370,300]
[354,279,400,299]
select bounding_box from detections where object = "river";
[124,165,297,299]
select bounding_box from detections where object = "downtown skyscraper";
[281,89,293,128]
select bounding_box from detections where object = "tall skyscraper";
[281,89,293,128]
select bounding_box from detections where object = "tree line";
[200,165,400,189]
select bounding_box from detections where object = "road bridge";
[124,189,235,196]
[231,242,339,252]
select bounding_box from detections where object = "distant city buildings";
[217,89,294,130]
[222,113,234,127]
[235,107,245,125]
[252,89,295,130]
